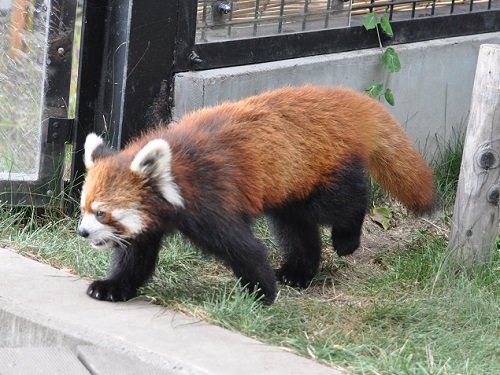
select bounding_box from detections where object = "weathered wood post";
[448,44,500,266]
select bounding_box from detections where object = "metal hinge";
[47,118,75,144]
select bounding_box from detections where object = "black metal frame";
[70,0,179,203]
[0,0,77,206]
[178,7,500,71]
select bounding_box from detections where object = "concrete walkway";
[0,247,347,375]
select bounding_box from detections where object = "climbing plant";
[363,13,401,106]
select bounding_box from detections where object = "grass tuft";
[431,129,465,212]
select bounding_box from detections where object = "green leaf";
[380,14,393,37]
[363,13,378,30]
[365,83,384,98]
[384,88,395,106]
[370,206,392,230]
[382,47,401,72]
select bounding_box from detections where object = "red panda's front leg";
[179,216,277,304]
[87,231,163,302]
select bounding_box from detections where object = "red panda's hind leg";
[319,157,369,256]
[268,215,322,288]
[331,222,364,256]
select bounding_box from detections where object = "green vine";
[363,13,401,106]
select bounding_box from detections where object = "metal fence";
[196,0,500,42]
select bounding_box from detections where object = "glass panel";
[0,0,47,180]
[0,0,77,206]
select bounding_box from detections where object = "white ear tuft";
[130,139,184,208]
[84,133,104,168]
[130,139,171,176]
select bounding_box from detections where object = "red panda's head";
[78,133,184,249]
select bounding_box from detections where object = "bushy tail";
[367,113,437,215]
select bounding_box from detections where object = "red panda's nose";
[78,228,89,238]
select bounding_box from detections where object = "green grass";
[431,129,465,212]
[1,131,498,374]
[1,204,498,375]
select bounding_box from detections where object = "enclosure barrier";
[196,0,498,41]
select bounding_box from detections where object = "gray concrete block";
[173,32,500,159]
[0,347,89,375]
[0,248,346,375]
[77,345,173,375]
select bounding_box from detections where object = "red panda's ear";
[130,139,184,208]
[84,133,114,169]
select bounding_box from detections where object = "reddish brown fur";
[84,86,435,218]
[118,86,435,216]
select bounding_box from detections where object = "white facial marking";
[90,201,103,212]
[84,133,104,168]
[78,212,115,250]
[112,208,144,235]
[130,139,184,208]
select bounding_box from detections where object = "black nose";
[78,228,89,238]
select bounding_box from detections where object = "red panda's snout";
[78,199,146,250]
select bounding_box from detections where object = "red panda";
[78,86,436,304]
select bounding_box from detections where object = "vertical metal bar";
[201,0,207,42]
[488,0,492,10]
[173,0,197,71]
[451,0,455,14]
[389,3,395,20]
[227,1,233,38]
[120,0,180,144]
[254,0,260,37]
[278,0,285,34]
[302,0,309,31]
[347,0,352,27]
[470,0,474,12]
[324,0,331,29]
[411,1,416,18]
[431,0,436,16]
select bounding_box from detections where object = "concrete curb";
[0,247,346,375]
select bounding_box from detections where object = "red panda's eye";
[95,210,106,218]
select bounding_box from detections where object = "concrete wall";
[173,32,500,159]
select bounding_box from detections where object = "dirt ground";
[305,201,449,302]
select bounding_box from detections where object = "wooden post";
[448,44,500,266]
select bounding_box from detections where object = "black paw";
[333,237,360,256]
[254,285,277,305]
[87,280,137,302]
[275,265,315,289]
[240,278,277,305]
